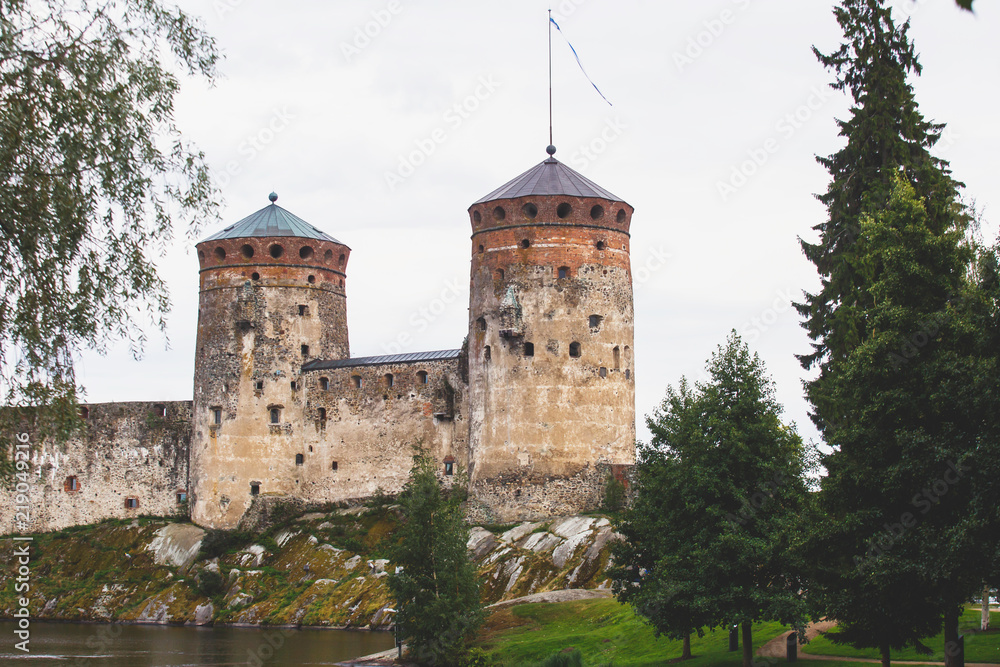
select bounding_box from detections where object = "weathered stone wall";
[466,193,637,520]
[0,401,191,535]
[190,234,352,529]
[297,356,470,503]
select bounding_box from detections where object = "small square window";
[524,342,534,357]
[65,476,80,492]
[558,266,570,279]
[270,408,280,424]
[569,342,581,358]
[250,483,260,496]
[444,462,454,476]
[255,380,264,391]
[352,375,363,388]
[125,497,139,509]
[417,371,428,384]
[298,305,308,316]
[301,344,310,357]
[177,491,187,503]
[599,367,608,378]
[331,461,339,471]
[295,453,304,466]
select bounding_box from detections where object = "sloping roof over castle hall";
[474,156,622,204]
[201,195,342,244]
[303,349,462,371]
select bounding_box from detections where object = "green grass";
[477,597,819,667]
[803,606,1000,663]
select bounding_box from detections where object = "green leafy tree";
[612,334,812,667]
[388,453,484,667]
[808,175,997,667]
[0,0,219,451]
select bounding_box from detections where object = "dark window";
[613,346,621,369]
[295,453,304,466]
[270,408,280,424]
[617,208,627,223]
[484,345,491,361]
[524,342,534,357]
[251,483,260,496]
[339,253,346,267]
[65,476,79,492]
[444,462,454,476]
[522,202,538,218]
[125,497,139,509]
[417,371,428,384]
[569,342,581,358]
[520,238,530,249]
[290,381,298,391]
[596,240,606,250]
[558,266,570,279]
[298,305,308,316]
[477,317,486,332]
[299,245,314,260]
[318,407,327,421]
[493,206,506,221]
[241,244,254,258]
[212,408,222,425]
[256,380,264,391]
[79,406,89,420]
[301,344,309,357]
[153,404,166,418]
[557,203,572,218]
[590,205,605,220]
[478,244,484,254]
[331,461,339,471]
[177,491,187,503]
[307,275,316,284]
[320,377,329,390]
[385,373,394,387]
[625,369,631,380]
[269,244,284,259]
[251,272,260,281]
[589,315,603,329]
[352,375,362,388]
[495,268,504,281]
[214,246,226,260]
[600,367,608,378]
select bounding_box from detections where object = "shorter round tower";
[467,152,636,521]
[190,194,350,529]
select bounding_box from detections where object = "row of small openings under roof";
[472,203,627,224]
[208,243,346,266]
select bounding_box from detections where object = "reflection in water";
[0,621,394,665]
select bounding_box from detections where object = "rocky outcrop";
[0,509,620,629]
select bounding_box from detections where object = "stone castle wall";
[0,401,191,535]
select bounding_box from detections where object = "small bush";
[197,569,225,597]
[601,473,626,514]
[466,647,493,667]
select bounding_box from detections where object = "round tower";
[467,150,636,521]
[190,194,350,529]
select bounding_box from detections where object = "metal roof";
[474,156,622,204]
[302,349,462,371]
[201,199,342,244]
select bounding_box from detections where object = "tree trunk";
[944,605,961,667]
[682,633,692,660]
[741,622,753,667]
[879,639,891,667]
[984,586,991,631]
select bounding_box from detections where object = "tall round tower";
[467,151,636,521]
[190,194,351,529]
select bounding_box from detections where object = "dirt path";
[758,622,999,666]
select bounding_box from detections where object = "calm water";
[0,621,395,666]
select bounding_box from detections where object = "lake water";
[0,621,395,665]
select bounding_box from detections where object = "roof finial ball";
[546,144,557,157]
[268,191,278,203]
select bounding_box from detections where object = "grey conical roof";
[201,200,341,243]
[474,156,622,204]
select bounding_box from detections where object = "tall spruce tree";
[796,0,968,437]
[612,334,812,667]
[388,454,483,667]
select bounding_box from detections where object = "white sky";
[76,0,1000,450]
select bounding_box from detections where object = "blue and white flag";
[550,17,613,106]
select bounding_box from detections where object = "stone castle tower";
[465,149,637,518]
[189,193,351,528]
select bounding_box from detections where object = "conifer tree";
[612,333,812,667]
[388,454,483,667]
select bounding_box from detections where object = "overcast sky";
[76,0,1000,449]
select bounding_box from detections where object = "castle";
[2,149,637,534]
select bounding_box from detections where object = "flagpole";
[548,8,553,150]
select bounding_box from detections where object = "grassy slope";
[477,597,832,667]
[803,607,1000,663]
